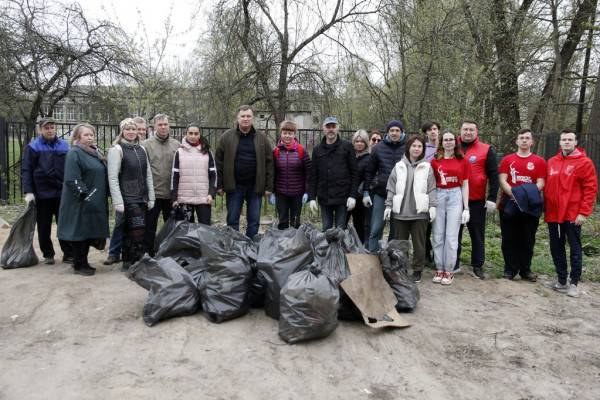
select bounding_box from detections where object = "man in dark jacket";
[216,105,273,238]
[363,120,407,251]
[21,117,72,265]
[308,116,358,230]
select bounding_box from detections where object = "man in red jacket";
[545,129,598,297]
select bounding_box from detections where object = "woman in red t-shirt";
[430,130,470,285]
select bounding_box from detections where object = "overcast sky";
[81,0,214,60]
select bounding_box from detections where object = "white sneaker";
[567,284,579,298]
[441,272,454,285]
[432,271,444,283]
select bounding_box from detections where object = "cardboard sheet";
[341,254,410,328]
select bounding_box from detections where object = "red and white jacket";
[544,148,597,223]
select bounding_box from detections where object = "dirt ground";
[1,226,600,400]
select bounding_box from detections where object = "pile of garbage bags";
[128,220,419,343]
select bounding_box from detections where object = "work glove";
[302,193,308,205]
[172,201,178,207]
[148,201,154,210]
[461,209,470,225]
[24,193,35,204]
[309,200,318,213]
[269,193,276,205]
[429,207,436,222]
[485,200,497,213]
[383,207,391,221]
[363,193,372,208]
[346,197,356,211]
[115,204,125,213]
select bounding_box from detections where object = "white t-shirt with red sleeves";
[431,157,470,189]
[498,153,547,188]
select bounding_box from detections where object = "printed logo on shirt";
[509,162,533,183]
[549,167,558,176]
[565,165,575,176]
[527,162,534,170]
[469,155,477,163]
[438,166,458,184]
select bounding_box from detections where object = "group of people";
[21,106,597,298]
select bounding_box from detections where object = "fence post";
[0,117,8,204]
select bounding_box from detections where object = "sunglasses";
[371,138,382,143]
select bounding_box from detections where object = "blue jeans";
[321,204,347,230]
[367,194,387,251]
[226,184,263,239]
[548,222,582,285]
[108,212,124,258]
[432,188,463,272]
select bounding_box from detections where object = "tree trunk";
[491,0,521,136]
[530,0,598,133]
[575,14,595,133]
[588,64,600,135]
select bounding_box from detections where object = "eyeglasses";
[371,138,382,143]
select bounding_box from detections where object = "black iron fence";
[0,118,598,204]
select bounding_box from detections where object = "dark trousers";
[500,210,539,277]
[392,218,428,272]
[36,197,72,258]
[548,222,583,285]
[321,204,347,231]
[108,211,123,258]
[226,184,262,239]
[144,198,172,257]
[276,194,302,229]
[71,239,91,270]
[456,199,486,269]
[425,222,433,262]
[181,204,212,225]
[122,203,146,264]
[347,202,371,244]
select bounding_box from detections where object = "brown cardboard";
[341,254,410,328]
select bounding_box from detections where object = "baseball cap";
[323,116,338,126]
[38,117,56,127]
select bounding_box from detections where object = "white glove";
[363,195,372,208]
[148,201,154,210]
[269,193,276,205]
[429,207,436,222]
[346,197,356,211]
[383,207,391,221]
[302,193,308,204]
[115,204,125,213]
[485,200,497,213]
[24,193,35,204]
[309,200,318,213]
[461,209,470,224]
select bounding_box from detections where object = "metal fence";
[0,118,598,204]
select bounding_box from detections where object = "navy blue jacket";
[355,152,370,198]
[364,135,407,197]
[21,136,69,199]
[503,183,543,218]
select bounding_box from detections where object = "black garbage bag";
[195,254,253,323]
[299,224,367,261]
[1,202,39,269]
[155,221,202,260]
[248,268,267,308]
[178,225,254,323]
[128,255,200,326]
[341,225,368,254]
[379,240,419,312]
[257,228,313,319]
[279,263,339,344]
[217,225,258,264]
[320,228,361,320]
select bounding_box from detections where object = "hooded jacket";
[364,134,407,197]
[544,148,598,223]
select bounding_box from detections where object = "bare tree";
[0,0,131,139]
[214,0,382,127]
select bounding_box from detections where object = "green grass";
[2,199,598,282]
